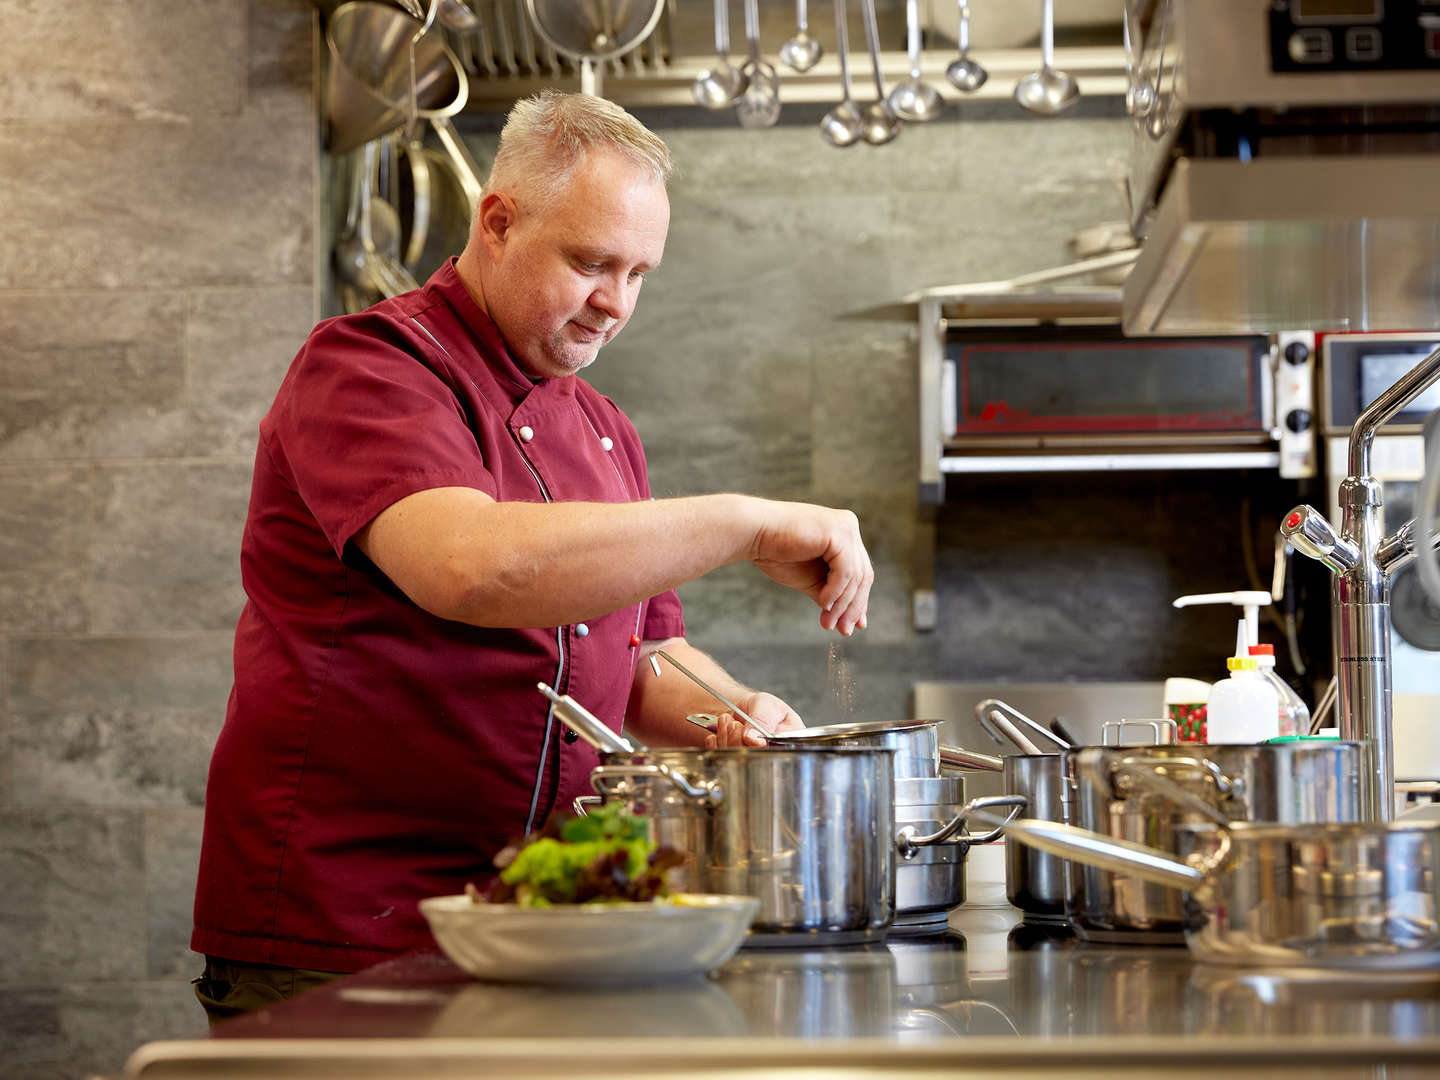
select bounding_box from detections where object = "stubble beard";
[549,316,618,374]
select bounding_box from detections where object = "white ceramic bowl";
[419,893,759,984]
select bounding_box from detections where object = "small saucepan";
[994,808,1440,970]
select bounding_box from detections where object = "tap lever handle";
[1280,504,1360,575]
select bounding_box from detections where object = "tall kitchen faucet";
[1280,343,1440,821]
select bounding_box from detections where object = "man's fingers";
[824,572,863,634]
[836,557,874,636]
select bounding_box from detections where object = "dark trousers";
[193,955,343,1024]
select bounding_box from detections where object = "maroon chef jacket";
[191,259,685,973]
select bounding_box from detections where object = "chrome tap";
[1280,343,1440,821]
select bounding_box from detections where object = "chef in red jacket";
[190,91,873,1019]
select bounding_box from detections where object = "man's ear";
[476,190,517,258]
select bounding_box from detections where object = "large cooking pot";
[592,746,898,945]
[588,749,1021,946]
[766,718,1003,779]
[1064,741,1364,942]
[1001,813,1440,971]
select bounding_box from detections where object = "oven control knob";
[1285,408,1312,433]
[1284,341,1311,365]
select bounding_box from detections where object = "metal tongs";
[975,698,1069,754]
[647,649,772,743]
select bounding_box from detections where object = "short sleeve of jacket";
[264,314,497,558]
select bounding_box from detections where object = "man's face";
[483,149,669,380]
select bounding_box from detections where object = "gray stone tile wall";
[0,1,315,1076]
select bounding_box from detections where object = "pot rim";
[767,718,940,741]
[603,745,899,758]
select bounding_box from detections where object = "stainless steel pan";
[995,812,1440,970]
[1065,741,1364,941]
[974,699,1071,920]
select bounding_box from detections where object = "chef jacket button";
[518,425,534,442]
[576,623,590,637]
[600,436,613,451]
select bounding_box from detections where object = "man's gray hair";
[484,90,673,210]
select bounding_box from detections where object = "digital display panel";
[1293,0,1382,22]
[1360,351,1440,413]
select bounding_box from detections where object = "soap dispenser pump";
[1206,619,1281,744]
[1172,590,1273,647]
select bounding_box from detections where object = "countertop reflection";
[210,906,1440,1046]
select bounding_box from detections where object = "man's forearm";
[359,483,872,637]
[362,488,761,627]
[624,639,754,747]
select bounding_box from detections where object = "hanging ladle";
[945,2,987,92]
[735,0,781,129]
[693,0,748,108]
[779,0,824,72]
[887,0,945,122]
[858,0,900,144]
[819,0,862,146]
[1013,0,1079,115]
[1121,0,1153,116]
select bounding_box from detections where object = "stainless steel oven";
[914,286,1317,501]
[1321,331,1440,776]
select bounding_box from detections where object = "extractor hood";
[1121,0,1440,336]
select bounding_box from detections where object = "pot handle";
[589,763,725,808]
[896,794,1026,857]
[983,813,1224,893]
[1110,755,1242,825]
[938,744,1004,772]
[1102,718,1178,745]
[572,794,603,817]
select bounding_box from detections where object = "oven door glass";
[946,332,1269,438]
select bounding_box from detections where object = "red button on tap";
[629,635,641,648]
[1286,511,1301,529]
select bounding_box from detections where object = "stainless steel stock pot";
[1065,741,1365,941]
[591,746,899,945]
[588,748,1021,946]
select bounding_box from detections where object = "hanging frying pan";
[523,0,665,97]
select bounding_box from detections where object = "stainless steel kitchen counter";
[125,907,1440,1079]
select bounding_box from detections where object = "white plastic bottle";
[1248,643,1311,737]
[1206,621,1281,744]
